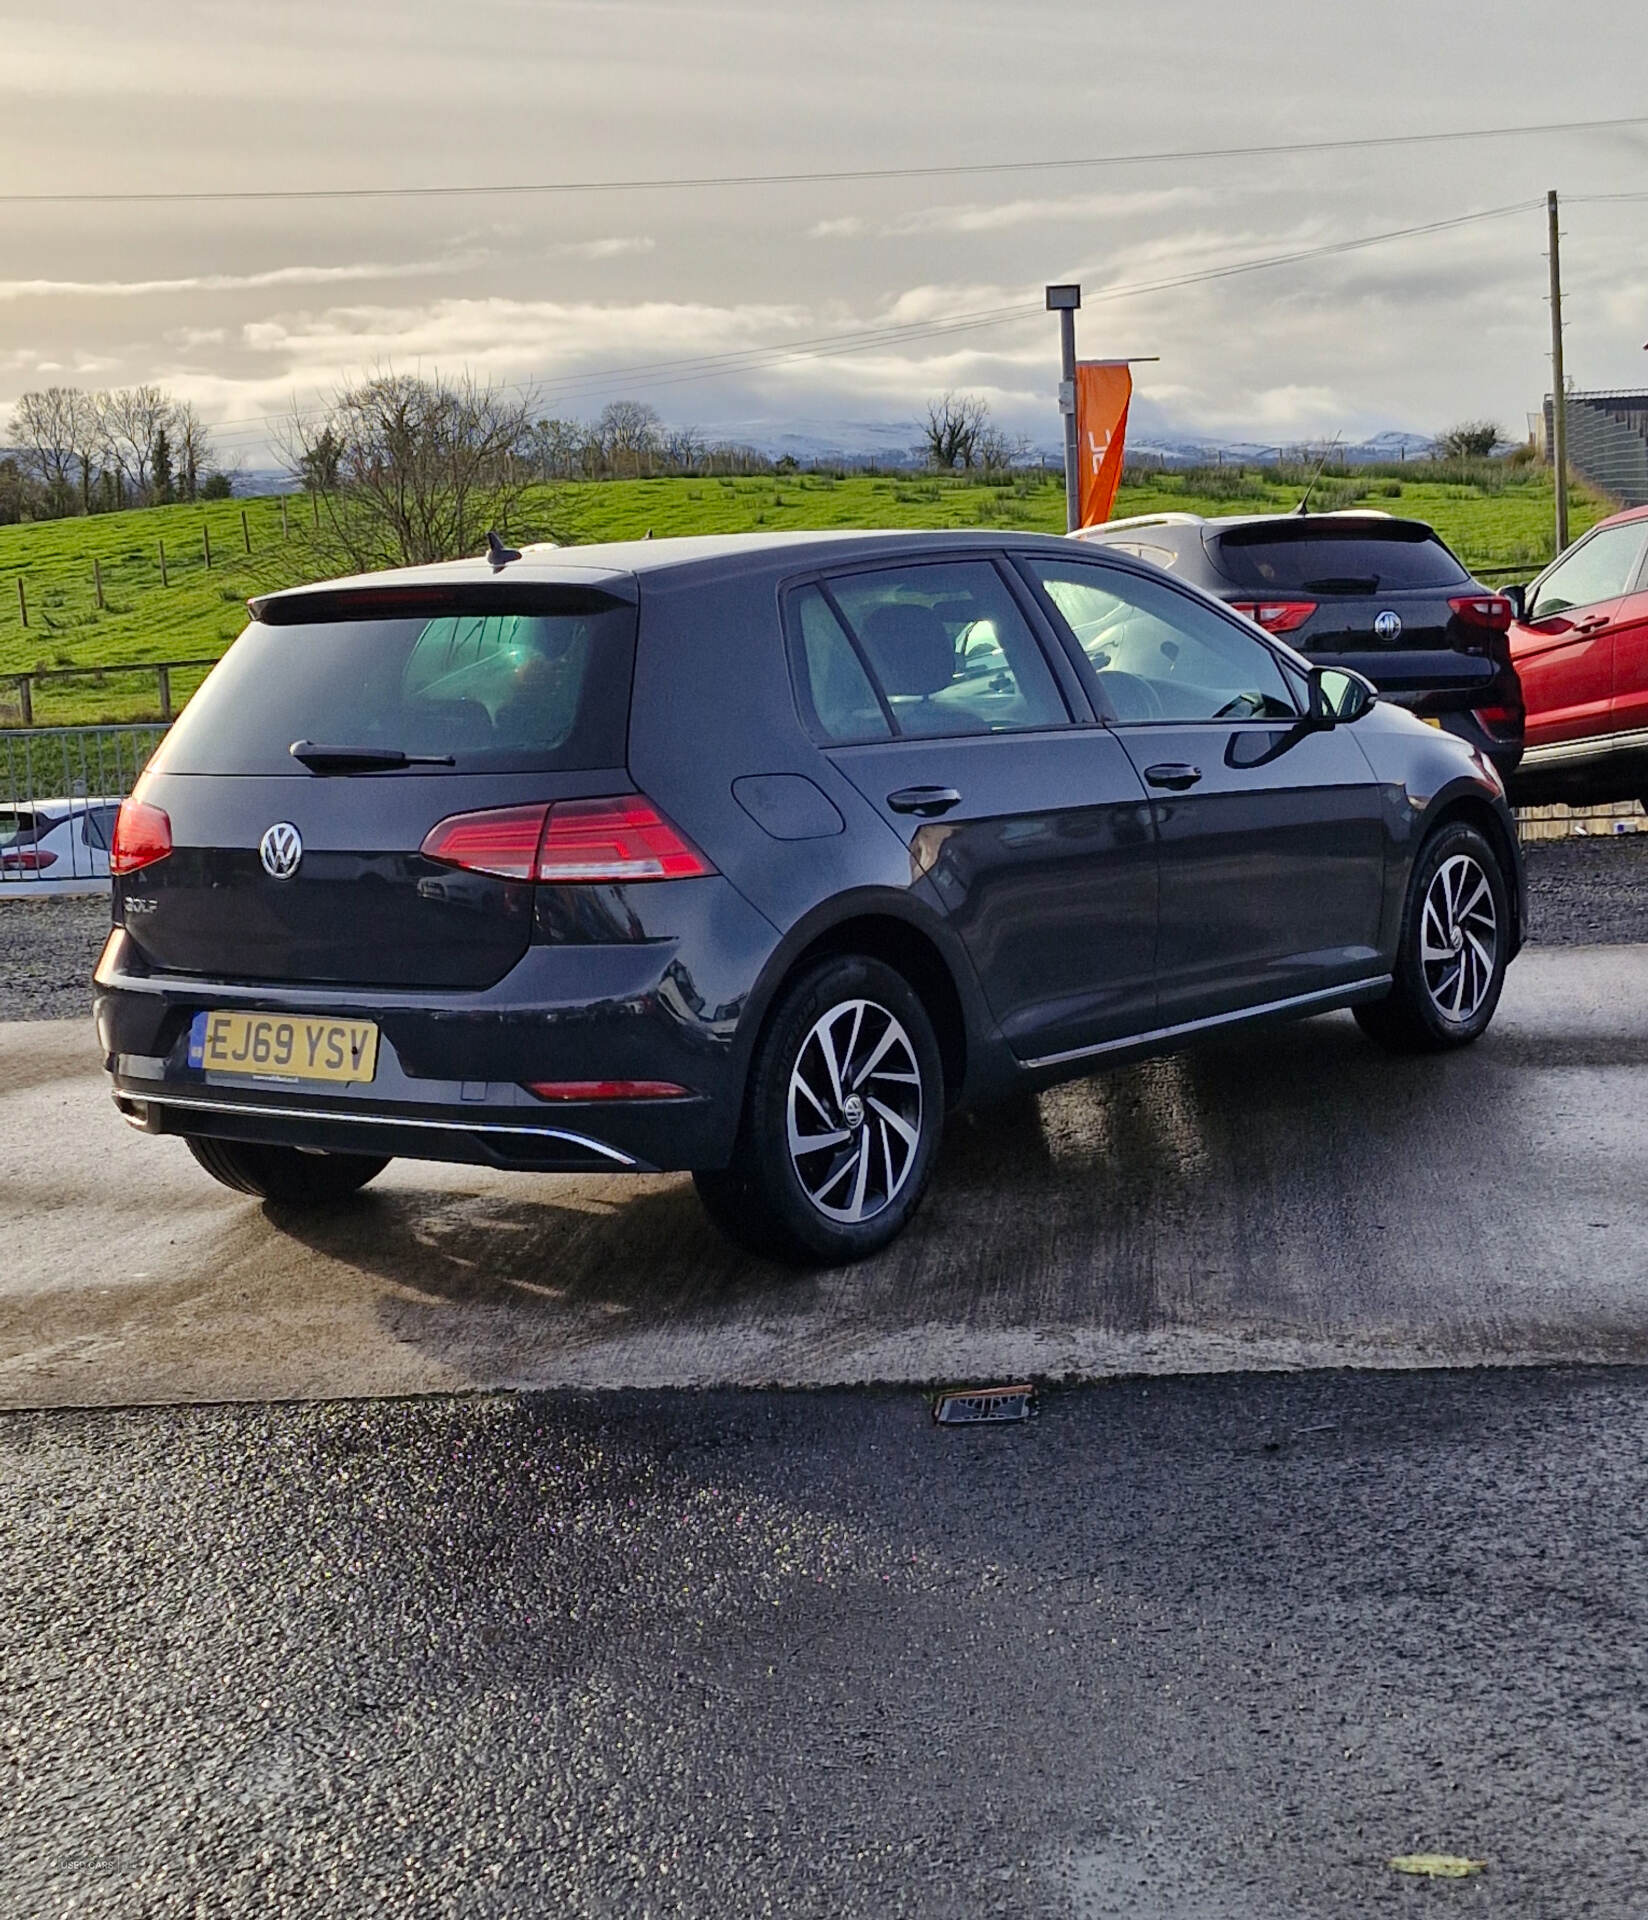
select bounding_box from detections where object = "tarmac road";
[2,1369,1645,1918]
[4,944,1648,1408]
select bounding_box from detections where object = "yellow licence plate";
[191,1011,379,1084]
[1421,716,1443,728]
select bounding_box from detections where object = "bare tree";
[922,392,990,471]
[662,424,706,474]
[597,400,662,475]
[279,369,540,569]
[173,400,214,502]
[527,416,585,480]
[973,421,1031,473]
[97,385,176,503]
[8,388,82,513]
[67,389,103,514]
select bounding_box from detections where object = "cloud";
[0,258,483,302]
[546,236,656,260]
[810,188,1215,240]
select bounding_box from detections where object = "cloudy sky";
[2,0,1645,466]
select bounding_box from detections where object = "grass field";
[0,464,1607,725]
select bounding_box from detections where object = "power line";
[204,201,1541,451]
[4,114,1646,207]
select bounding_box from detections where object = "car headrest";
[858,603,956,697]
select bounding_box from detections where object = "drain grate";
[932,1383,1036,1425]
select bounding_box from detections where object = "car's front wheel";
[185,1136,390,1203]
[694,954,944,1264]
[1354,820,1511,1052]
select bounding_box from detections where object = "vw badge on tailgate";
[1374,610,1403,641]
[259,821,303,880]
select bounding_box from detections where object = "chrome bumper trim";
[111,1089,639,1167]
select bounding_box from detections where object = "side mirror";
[1307,664,1376,727]
[1503,582,1527,622]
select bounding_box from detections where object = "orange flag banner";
[1075,362,1133,527]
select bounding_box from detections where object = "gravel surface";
[2,1368,1645,1917]
[0,896,110,1022]
[1522,835,1648,945]
[0,839,1642,1024]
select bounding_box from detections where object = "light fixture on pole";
[1046,283,1082,533]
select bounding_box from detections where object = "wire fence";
[0,724,166,888]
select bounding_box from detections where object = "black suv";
[1076,511,1524,780]
[96,531,1522,1264]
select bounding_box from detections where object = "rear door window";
[81,805,119,850]
[1210,522,1469,593]
[1530,522,1648,619]
[150,593,637,776]
[800,560,1069,739]
[788,587,892,743]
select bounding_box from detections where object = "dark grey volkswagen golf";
[96,530,1523,1264]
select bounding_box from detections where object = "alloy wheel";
[1419,851,1499,1024]
[786,998,923,1224]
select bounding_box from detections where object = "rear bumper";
[93,884,781,1172]
[109,1080,683,1173]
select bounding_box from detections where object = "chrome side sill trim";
[1021,976,1392,1072]
[112,1090,638,1167]
[1520,726,1648,769]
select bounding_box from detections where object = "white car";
[0,797,121,894]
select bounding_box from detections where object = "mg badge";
[259,821,303,880]
[1374,610,1403,641]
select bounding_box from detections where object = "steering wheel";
[1211,691,1267,720]
[1097,670,1164,722]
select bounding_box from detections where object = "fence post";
[281,495,289,540]
[17,676,32,726]
[157,667,172,721]
[203,523,212,570]
[94,557,105,610]
[16,577,26,629]
[158,538,168,587]
[241,508,251,555]
[312,490,320,531]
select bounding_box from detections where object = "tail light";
[418,804,546,881]
[1472,704,1523,742]
[1230,600,1317,634]
[1449,594,1514,633]
[421,795,715,884]
[110,799,172,875]
[0,846,57,871]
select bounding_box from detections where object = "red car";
[1507,503,1648,807]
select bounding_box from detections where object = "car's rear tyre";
[694,954,944,1265]
[1354,820,1510,1053]
[185,1135,390,1203]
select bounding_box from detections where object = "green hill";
[0,465,1605,726]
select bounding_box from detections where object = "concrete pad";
[4,947,1648,1407]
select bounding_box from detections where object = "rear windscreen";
[151,595,636,776]
[1209,522,1469,594]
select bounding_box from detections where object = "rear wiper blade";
[1301,575,1380,594]
[289,740,455,773]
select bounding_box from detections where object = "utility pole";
[1548,189,1569,554]
[1047,283,1081,532]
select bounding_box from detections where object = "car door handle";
[1142,763,1203,791]
[1575,615,1612,634]
[886,786,963,817]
